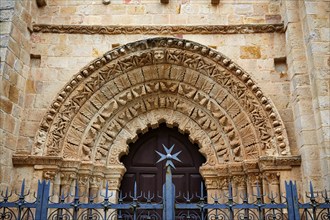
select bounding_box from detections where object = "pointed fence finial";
[309,181,315,199]
[105,181,109,199]
[20,179,26,197]
[228,182,233,199]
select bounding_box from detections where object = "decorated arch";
[14,38,300,197]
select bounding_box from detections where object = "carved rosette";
[32,37,290,169]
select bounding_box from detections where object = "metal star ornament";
[155,144,182,169]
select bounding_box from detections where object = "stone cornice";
[32,23,285,35]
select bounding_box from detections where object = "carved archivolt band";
[32,24,285,35]
[33,37,290,167]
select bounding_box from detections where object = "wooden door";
[120,124,206,202]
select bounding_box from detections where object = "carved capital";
[218,177,229,189]
[89,176,102,189]
[232,175,246,188]
[60,172,77,186]
[43,170,57,181]
[78,174,90,187]
[247,173,261,185]
[204,178,219,190]
[264,172,280,185]
[104,165,126,190]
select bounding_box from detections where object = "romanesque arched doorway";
[12,37,300,203]
[120,124,206,202]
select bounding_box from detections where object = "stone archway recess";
[13,37,300,200]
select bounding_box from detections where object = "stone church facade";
[0,0,329,201]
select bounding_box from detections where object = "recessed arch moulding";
[13,38,300,193]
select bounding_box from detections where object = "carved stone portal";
[13,37,299,193]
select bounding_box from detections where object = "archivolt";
[33,37,290,165]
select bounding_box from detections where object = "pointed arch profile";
[13,37,300,192]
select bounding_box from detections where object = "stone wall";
[299,0,330,189]
[20,0,294,160]
[0,0,38,188]
[35,0,282,25]
[281,0,329,191]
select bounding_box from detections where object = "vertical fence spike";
[324,189,328,199]
[214,191,218,202]
[60,190,65,202]
[134,181,137,199]
[20,179,26,198]
[243,191,248,203]
[119,189,123,201]
[105,181,109,199]
[5,187,9,198]
[74,179,79,198]
[229,182,233,198]
[200,182,204,198]
[256,182,261,198]
[309,181,315,199]
[323,189,329,203]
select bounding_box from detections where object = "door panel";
[120,124,206,202]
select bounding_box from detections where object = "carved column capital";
[204,178,220,190]
[218,177,229,189]
[264,172,280,185]
[78,174,90,187]
[232,175,246,188]
[43,170,57,181]
[60,172,77,186]
[104,165,126,190]
[89,176,102,189]
[247,173,261,186]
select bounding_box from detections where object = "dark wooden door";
[120,124,206,202]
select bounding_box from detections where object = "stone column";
[89,175,102,202]
[265,173,280,203]
[43,170,59,202]
[204,177,222,203]
[60,172,77,202]
[248,173,262,202]
[104,165,126,203]
[78,174,90,203]
[218,177,229,204]
[233,175,246,204]
[200,165,224,204]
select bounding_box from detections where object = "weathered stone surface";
[240,46,261,59]
[0,0,328,194]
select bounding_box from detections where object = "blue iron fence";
[1,145,329,219]
[0,179,329,220]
